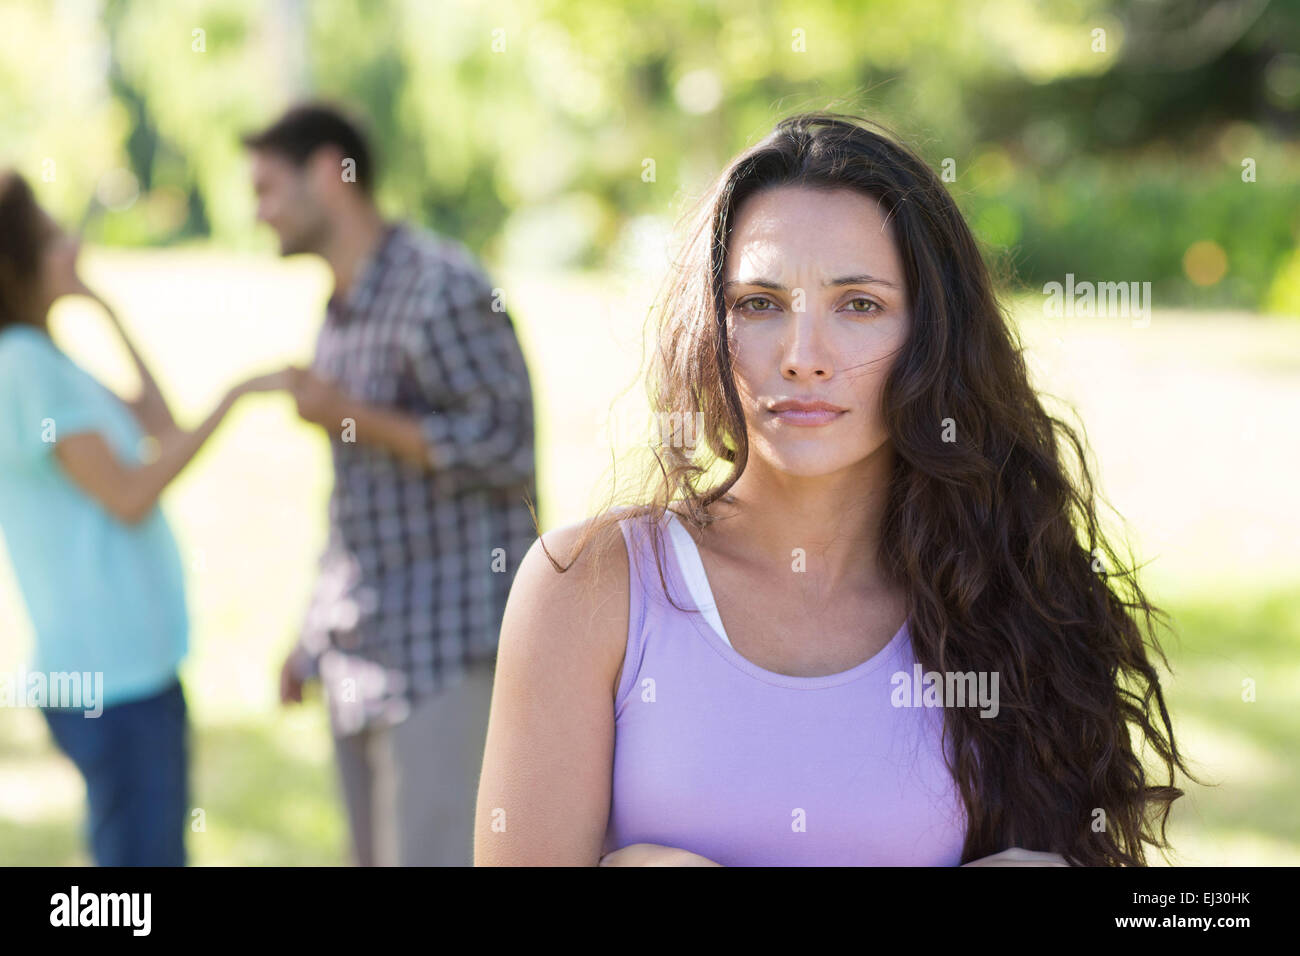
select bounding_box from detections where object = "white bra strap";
[665,512,733,648]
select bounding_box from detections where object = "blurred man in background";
[241,103,538,866]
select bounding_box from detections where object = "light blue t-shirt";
[0,324,188,708]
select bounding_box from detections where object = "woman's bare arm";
[474,519,631,865]
[77,285,178,437]
[53,370,288,525]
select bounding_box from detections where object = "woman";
[474,114,1195,867]
[0,170,285,865]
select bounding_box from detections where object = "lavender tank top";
[602,508,968,866]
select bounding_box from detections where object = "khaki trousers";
[328,659,495,866]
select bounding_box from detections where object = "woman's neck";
[705,446,895,596]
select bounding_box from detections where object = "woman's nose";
[781,315,832,379]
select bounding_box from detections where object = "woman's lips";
[769,408,846,426]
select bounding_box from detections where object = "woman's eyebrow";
[825,273,900,290]
[723,274,900,291]
[723,278,785,292]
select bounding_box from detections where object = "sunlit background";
[1,0,1297,865]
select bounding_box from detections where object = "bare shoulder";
[502,512,633,701]
[477,512,634,864]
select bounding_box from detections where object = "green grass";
[0,248,1296,864]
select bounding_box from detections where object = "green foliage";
[1,0,1296,305]
[959,150,1300,313]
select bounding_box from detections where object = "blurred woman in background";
[0,170,284,866]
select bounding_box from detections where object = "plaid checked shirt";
[294,223,538,736]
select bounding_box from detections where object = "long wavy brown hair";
[539,111,1197,866]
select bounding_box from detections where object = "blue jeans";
[41,677,189,866]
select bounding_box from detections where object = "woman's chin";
[758,451,868,479]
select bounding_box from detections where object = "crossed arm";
[598,844,1072,866]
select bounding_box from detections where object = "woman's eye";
[844,296,881,314]
[740,296,778,312]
